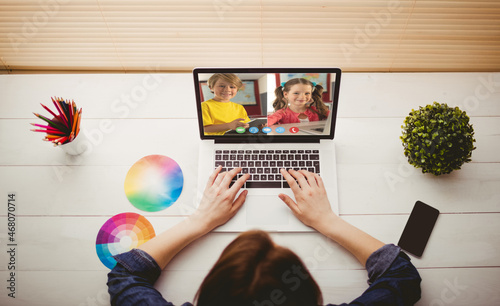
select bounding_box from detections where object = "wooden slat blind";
[1,0,499,73]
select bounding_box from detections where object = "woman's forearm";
[278,169,385,267]
[139,167,248,270]
[138,216,210,269]
[316,214,385,267]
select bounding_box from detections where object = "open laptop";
[194,68,341,232]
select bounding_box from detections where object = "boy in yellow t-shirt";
[201,73,250,135]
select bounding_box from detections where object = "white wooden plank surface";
[0,72,499,305]
[1,117,498,166]
[1,73,498,119]
[0,271,110,306]
[1,268,498,306]
[316,268,500,306]
[0,162,498,216]
[0,213,498,305]
[0,214,497,272]
[0,119,200,166]
[337,163,500,214]
[334,117,500,164]
[0,73,198,119]
[338,73,500,118]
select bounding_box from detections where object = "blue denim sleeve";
[328,244,421,306]
[107,249,193,306]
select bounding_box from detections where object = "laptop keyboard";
[214,149,320,188]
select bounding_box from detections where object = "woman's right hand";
[279,169,339,232]
[280,169,386,267]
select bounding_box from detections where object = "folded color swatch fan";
[95,213,156,269]
[124,155,184,212]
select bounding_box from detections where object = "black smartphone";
[398,201,440,257]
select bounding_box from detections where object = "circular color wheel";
[124,155,184,212]
[95,212,156,269]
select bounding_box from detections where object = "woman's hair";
[207,73,243,91]
[273,78,328,120]
[195,230,323,306]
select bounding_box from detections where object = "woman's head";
[195,230,322,306]
[207,73,243,102]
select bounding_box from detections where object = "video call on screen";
[198,72,337,136]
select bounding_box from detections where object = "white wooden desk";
[1,72,499,305]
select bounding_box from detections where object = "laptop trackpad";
[246,195,290,225]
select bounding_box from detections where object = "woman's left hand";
[191,166,250,232]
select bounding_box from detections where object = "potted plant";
[400,102,476,175]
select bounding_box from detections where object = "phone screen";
[398,201,439,257]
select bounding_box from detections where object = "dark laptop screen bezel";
[193,67,341,143]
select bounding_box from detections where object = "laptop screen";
[193,68,341,142]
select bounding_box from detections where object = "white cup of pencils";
[32,97,86,155]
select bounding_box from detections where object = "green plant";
[400,102,476,175]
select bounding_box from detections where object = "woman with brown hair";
[107,167,421,305]
[195,230,322,306]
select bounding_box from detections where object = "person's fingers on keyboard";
[220,167,242,188]
[207,165,223,188]
[230,172,250,192]
[291,169,312,189]
[315,173,325,190]
[298,170,319,188]
[280,168,300,192]
[213,169,227,187]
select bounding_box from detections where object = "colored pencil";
[59,98,70,127]
[30,123,62,131]
[75,109,82,136]
[51,97,69,127]
[68,100,73,126]
[40,103,59,119]
[31,128,66,135]
[45,135,61,140]
[71,109,78,136]
[33,112,68,132]
[31,123,59,130]
[54,135,69,145]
